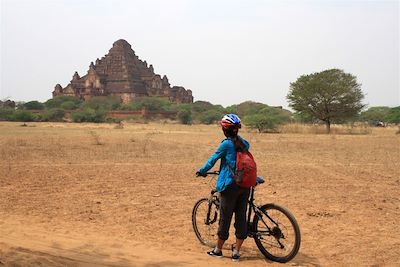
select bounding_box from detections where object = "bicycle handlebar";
[196,171,264,185]
[196,171,219,177]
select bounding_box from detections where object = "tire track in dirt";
[0,217,200,267]
[0,216,293,267]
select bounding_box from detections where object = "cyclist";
[196,114,250,262]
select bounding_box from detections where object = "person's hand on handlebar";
[196,171,207,177]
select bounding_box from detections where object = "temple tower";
[53,39,193,104]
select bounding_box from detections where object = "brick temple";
[53,39,193,104]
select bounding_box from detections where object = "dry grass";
[0,121,399,266]
[279,123,375,135]
[89,130,104,145]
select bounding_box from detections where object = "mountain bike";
[192,171,301,263]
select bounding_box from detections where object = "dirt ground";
[0,121,399,267]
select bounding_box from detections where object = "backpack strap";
[227,136,245,176]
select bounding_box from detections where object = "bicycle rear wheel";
[253,203,301,263]
[192,198,219,247]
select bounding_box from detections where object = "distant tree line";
[1,68,399,132]
[2,94,398,132]
[0,95,291,129]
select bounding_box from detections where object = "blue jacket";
[198,136,250,192]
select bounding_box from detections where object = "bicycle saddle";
[256,176,265,184]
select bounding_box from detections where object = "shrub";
[177,109,192,125]
[41,108,65,122]
[60,101,81,110]
[45,96,82,109]
[81,96,121,111]
[245,114,278,132]
[13,110,36,122]
[199,109,223,124]
[71,109,105,123]
[192,101,214,113]
[224,105,237,114]
[0,108,15,121]
[23,101,45,110]
[143,97,173,112]
[121,97,173,112]
[89,130,103,145]
[120,103,140,111]
[228,101,268,117]
[105,117,123,123]
[292,111,314,123]
[244,107,291,132]
[176,103,192,112]
[360,106,391,124]
[386,106,400,124]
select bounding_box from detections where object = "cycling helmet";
[220,114,241,129]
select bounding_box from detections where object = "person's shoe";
[231,245,240,262]
[207,249,223,258]
[231,253,240,262]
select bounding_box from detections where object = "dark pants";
[217,183,250,240]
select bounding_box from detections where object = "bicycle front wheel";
[253,203,301,263]
[192,198,219,248]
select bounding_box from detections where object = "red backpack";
[230,137,257,188]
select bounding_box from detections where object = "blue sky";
[1,0,399,108]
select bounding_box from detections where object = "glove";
[196,171,206,177]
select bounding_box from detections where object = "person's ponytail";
[233,135,246,152]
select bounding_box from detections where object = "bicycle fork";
[204,195,219,225]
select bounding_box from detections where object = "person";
[196,114,250,262]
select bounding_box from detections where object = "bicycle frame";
[247,186,284,243]
[247,186,262,236]
[246,187,255,231]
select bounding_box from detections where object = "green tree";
[121,97,172,112]
[292,111,314,123]
[244,107,291,132]
[227,101,267,117]
[72,109,105,123]
[287,69,365,133]
[360,106,390,124]
[41,108,65,122]
[23,101,45,110]
[224,105,237,114]
[0,108,15,121]
[199,109,223,124]
[13,110,36,122]
[177,108,192,125]
[81,96,121,111]
[45,96,82,109]
[386,106,400,124]
[192,101,214,113]
[60,101,81,110]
